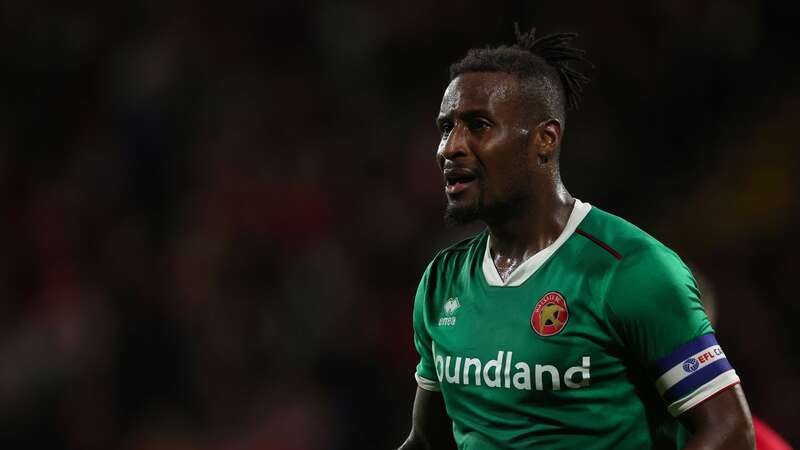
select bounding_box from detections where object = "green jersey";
[412,200,740,449]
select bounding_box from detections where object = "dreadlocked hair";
[449,24,592,115]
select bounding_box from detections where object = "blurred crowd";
[0,1,797,449]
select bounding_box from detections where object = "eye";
[439,121,453,137]
[468,119,490,131]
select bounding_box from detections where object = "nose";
[436,123,469,167]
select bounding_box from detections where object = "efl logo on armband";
[653,334,735,405]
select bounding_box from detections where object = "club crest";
[531,291,569,336]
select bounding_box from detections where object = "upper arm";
[402,261,455,450]
[604,245,713,366]
[604,245,740,415]
[401,387,456,450]
[413,264,441,392]
[679,384,754,450]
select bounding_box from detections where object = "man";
[398,26,754,449]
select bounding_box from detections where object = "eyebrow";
[436,108,492,126]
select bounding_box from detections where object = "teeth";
[445,172,475,185]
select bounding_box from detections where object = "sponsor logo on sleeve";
[653,334,736,405]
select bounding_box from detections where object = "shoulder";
[578,207,671,260]
[438,230,485,256]
[577,206,695,301]
[577,206,677,263]
[581,208,705,323]
[414,231,484,317]
[415,231,485,304]
[425,230,486,274]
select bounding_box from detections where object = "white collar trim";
[482,198,592,287]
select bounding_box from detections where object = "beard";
[444,199,482,227]
[444,183,528,228]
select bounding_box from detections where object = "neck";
[487,184,574,262]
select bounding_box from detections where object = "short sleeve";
[604,245,740,416]
[413,264,440,392]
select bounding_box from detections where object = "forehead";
[439,72,524,117]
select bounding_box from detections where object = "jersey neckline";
[481,199,592,287]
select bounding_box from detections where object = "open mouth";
[444,170,477,195]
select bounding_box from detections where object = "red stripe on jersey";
[576,228,623,260]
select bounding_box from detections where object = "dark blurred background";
[0,1,797,449]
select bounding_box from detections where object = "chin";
[444,201,482,227]
[445,191,526,227]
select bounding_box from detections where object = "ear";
[532,119,562,163]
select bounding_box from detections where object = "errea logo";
[438,297,461,326]
[444,297,461,315]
